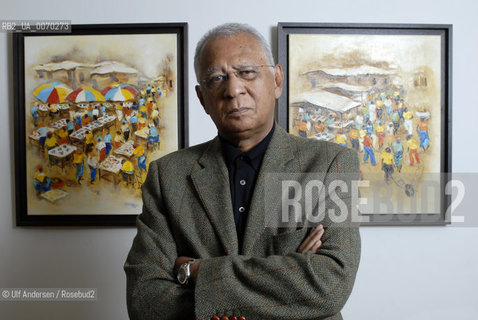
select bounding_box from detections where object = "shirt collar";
[220,124,275,171]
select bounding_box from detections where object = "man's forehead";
[201,38,266,70]
[202,34,265,59]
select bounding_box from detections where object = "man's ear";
[273,64,284,99]
[195,85,209,114]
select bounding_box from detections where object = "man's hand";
[174,256,201,286]
[298,224,324,253]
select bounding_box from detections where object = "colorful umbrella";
[66,87,105,102]
[33,81,72,104]
[101,84,138,101]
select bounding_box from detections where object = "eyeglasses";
[200,64,274,91]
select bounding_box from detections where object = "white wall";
[1,0,477,319]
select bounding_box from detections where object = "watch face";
[177,265,188,284]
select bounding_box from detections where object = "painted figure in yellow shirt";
[33,165,51,192]
[73,149,84,183]
[406,135,420,166]
[134,143,147,172]
[381,147,394,184]
[57,126,69,145]
[44,132,58,150]
[335,130,347,147]
[121,159,135,185]
[85,130,94,150]
[375,121,385,150]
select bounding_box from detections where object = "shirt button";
[238,206,245,213]
[240,179,246,186]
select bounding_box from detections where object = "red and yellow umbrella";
[33,81,72,104]
[66,87,106,102]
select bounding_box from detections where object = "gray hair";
[194,23,275,82]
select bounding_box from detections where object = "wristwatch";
[177,259,199,286]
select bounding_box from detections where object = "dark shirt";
[220,125,275,248]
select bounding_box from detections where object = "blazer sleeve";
[194,148,361,320]
[124,160,195,319]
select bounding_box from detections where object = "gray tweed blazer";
[125,125,361,320]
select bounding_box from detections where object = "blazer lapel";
[190,137,239,255]
[242,126,300,255]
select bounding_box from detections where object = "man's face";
[195,33,283,140]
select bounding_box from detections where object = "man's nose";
[223,72,246,98]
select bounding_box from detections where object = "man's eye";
[239,69,257,79]
[209,75,226,83]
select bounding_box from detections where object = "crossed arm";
[126,197,359,319]
[174,225,325,285]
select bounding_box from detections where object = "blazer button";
[221,317,229,320]
[229,317,238,320]
[212,316,220,320]
[239,317,247,320]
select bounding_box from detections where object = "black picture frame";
[13,23,188,226]
[277,23,452,225]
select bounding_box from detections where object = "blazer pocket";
[272,228,308,255]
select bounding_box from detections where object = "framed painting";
[277,23,452,225]
[13,23,188,226]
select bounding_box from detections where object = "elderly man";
[125,23,360,320]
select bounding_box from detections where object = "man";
[33,165,51,193]
[85,130,94,151]
[121,159,135,185]
[349,127,359,151]
[392,136,404,172]
[73,148,84,184]
[375,120,385,150]
[381,147,394,184]
[133,143,147,172]
[403,110,413,136]
[103,128,112,156]
[391,109,400,135]
[31,103,39,126]
[125,23,360,320]
[87,146,98,184]
[406,134,420,166]
[417,117,430,151]
[362,132,376,165]
[335,129,347,148]
[147,123,159,150]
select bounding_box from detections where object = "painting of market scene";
[24,33,180,215]
[288,33,443,214]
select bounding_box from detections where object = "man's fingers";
[311,239,322,253]
[298,225,324,253]
[299,237,322,253]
